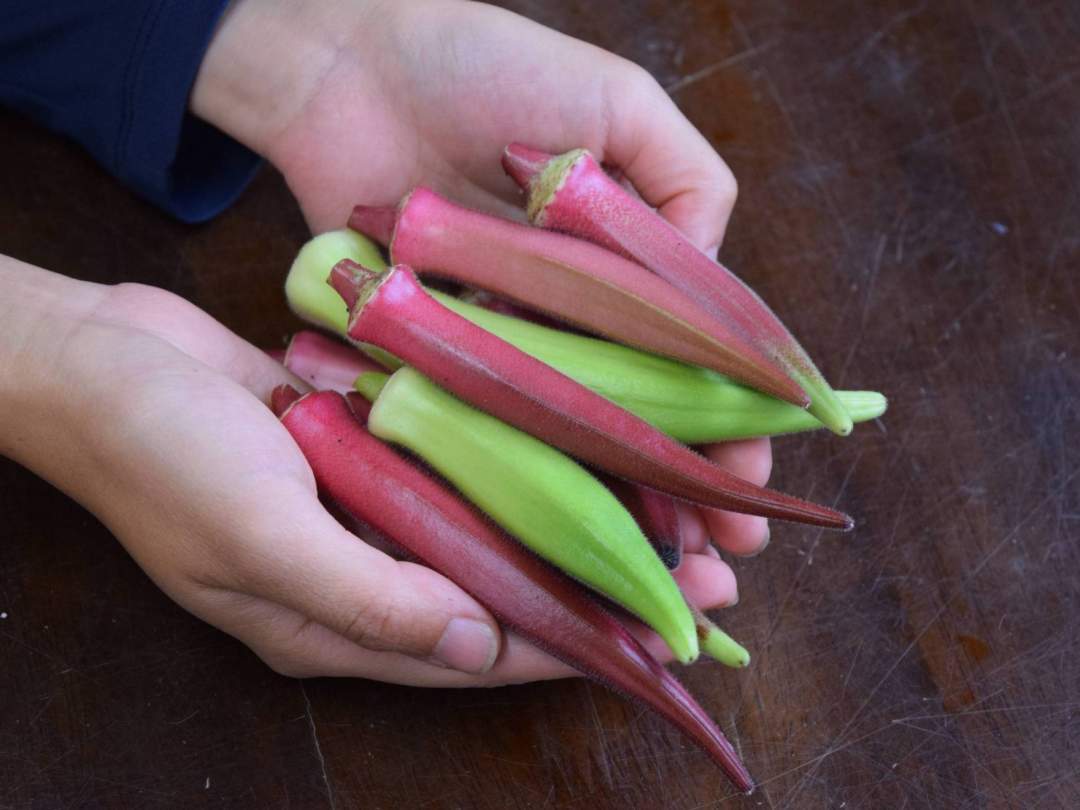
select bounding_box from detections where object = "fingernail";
[726,586,740,608]
[704,243,721,262]
[433,618,498,674]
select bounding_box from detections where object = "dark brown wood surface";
[2,1,1078,807]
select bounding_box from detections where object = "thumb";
[240,489,502,674]
[596,67,737,255]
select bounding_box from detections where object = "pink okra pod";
[328,260,852,530]
[348,187,807,406]
[272,387,754,793]
[282,330,385,393]
[502,144,853,436]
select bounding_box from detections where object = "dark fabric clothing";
[0,1,261,223]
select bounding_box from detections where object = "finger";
[233,485,502,675]
[271,628,576,687]
[597,68,738,252]
[207,572,729,687]
[208,590,575,686]
[673,553,738,609]
[231,592,709,687]
[673,501,711,554]
[700,438,773,556]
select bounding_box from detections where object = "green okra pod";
[354,368,700,665]
[692,606,751,668]
[285,231,885,443]
[285,229,401,371]
[431,293,886,444]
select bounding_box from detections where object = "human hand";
[192,0,773,559]
[0,257,738,684]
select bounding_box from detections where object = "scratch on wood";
[965,0,1034,187]
[665,41,777,95]
[774,465,1080,806]
[300,681,336,810]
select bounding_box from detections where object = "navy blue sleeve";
[0,1,262,223]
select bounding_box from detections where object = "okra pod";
[331,262,852,529]
[434,293,887,443]
[283,330,385,393]
[349,188,807,405]
[503,144,854,436]
[282,232,884,443]
[273,388,753,791]
[354,368,700,664]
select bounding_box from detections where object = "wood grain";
[2,1,1078,807]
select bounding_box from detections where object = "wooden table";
[2,2,1078,806]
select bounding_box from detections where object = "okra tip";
[791,369,854,437]
[691,605,751,669]
[842,390,888,422]
[701,627,751,669]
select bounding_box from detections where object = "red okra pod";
[273,387,754,792]
[329,261,852,530]
[283,330,385,393]
[502,144,853,436]
[604,476,684,571]
[348,188,807,406]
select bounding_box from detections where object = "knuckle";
[620,59,661,93]
[102,282,210,340]
[340,594,406,652]
[237,607,324,679]
[106,282,189,319]
[602,58,661,112]
[715,163,738,207]
[203,496,308,588]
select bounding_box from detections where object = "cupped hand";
[1,260,739,684]
[194,0,773,558]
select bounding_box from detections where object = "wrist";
[0,256,106,464]
[190,0,380,159]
